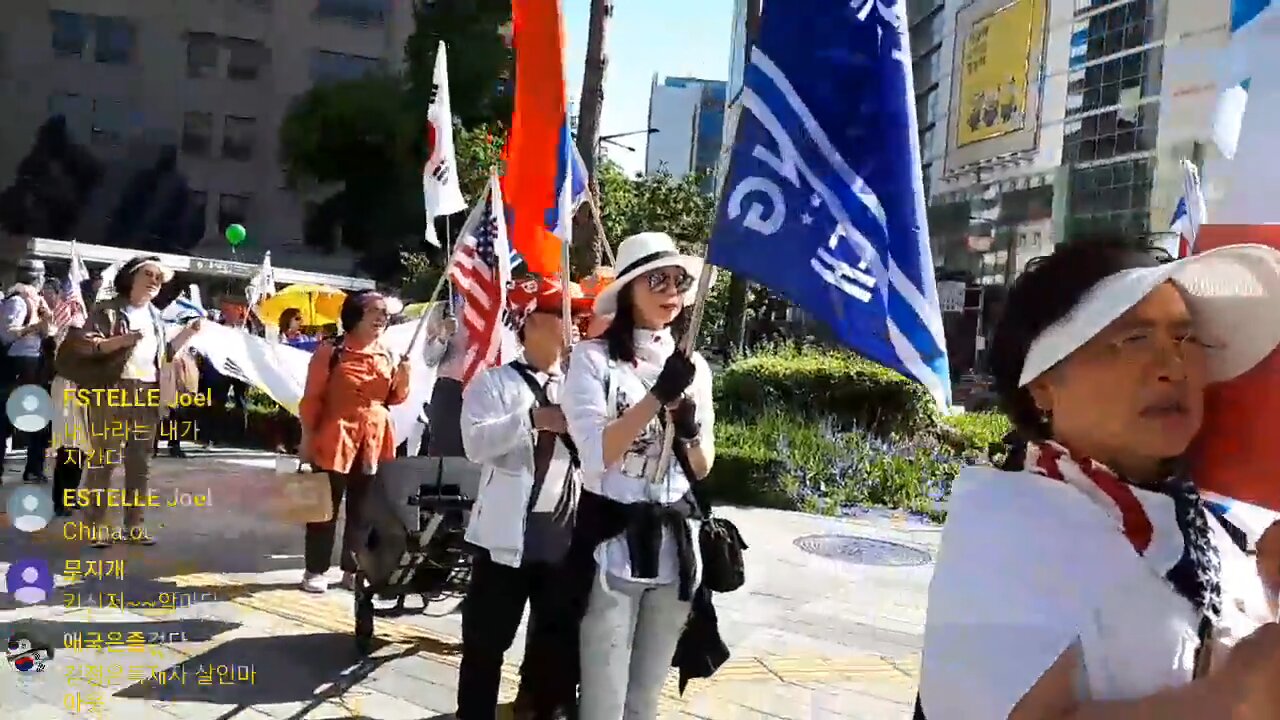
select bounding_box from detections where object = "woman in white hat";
[560,231,717,719]
[58,255,202,547]
[917,237,1280,718]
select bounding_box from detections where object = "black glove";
[651,352,696,405]
[670,398,699,440]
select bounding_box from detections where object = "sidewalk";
[0,448,935,719]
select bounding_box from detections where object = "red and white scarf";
[1025,440,1154,554]
[1024,439,1222,621]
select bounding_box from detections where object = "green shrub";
[715,346,937,437]
[704,411,986,521]
[941,411,1011,450]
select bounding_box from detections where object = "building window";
[218,194,250,230]
[50,11,88,58]
[94,16,136,65]
[1068,157,1153,237]
[188,191,209,240]
[309,50,379,84]
[90,98,128,147]
[186,33,219,78]
[226,38,267,81]
[48,93,92,141]
[181,112,213,156]
[314,0,389,25]
[222,116,256,161]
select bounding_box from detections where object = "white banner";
[187,314,440,448]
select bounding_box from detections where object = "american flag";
[54,242,89,331]
[448,170,512,385]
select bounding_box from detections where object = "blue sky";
[563,0,734,177]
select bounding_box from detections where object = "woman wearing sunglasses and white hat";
[560,231,717,719]
[918,237,1280,719]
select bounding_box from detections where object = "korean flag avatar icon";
[6,630,53,673]
[4,384,52,433]
[5,486,54,533]
[5,558,54,606]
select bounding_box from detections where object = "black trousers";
[304,471,372,574]
[0,356,51,478]
[457,556,577,719]
[426,377,465,457]
[52,447,83,513]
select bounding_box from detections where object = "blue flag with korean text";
[709,0,950,407]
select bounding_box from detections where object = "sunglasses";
[643,269,694,293]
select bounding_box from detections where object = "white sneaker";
[338,571,356,591]
[300,572,328,594]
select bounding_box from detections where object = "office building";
[925,0,1239,285]
[0,0,414,276]
[645,75,727,192]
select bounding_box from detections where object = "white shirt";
[562,330,715,585]
[0,290,43,358]
[919,466,1276,719]
[120,304,182,383]
[461,359,579,567]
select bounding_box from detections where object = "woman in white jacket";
[561,232,716,719]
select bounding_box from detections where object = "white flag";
[96,260,125,302]
[186,319,439,448]
[246,251,277,312]
[423,41,467,246]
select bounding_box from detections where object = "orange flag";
[505,0,571,276]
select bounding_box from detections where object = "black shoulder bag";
[509,362,580,517]
[669,410,748,594]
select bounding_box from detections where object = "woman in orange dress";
[298,291,411,593]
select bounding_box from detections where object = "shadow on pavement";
[112,631,463,717]
[8,617,239,645]
[0,459,323,612]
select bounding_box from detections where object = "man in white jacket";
[456,277,593,720]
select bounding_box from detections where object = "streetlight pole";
[596,128,659,160]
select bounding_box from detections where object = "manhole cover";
[793,534,932,566]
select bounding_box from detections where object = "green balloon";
[225,224,247,246]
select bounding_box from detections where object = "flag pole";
[407,237,461,353]
[647,244,717,485]
[445,215,455,314]
[406,173,490,352]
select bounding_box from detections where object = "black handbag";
[672,438,748,593]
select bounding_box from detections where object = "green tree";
[279,74,423,277]
[454,124,506,203]
[405,0,513,128]
[595,163,715,253]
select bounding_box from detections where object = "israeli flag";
[708,0,950,408]
[162,285,206,324]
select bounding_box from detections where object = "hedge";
[705,346,1012,520]
[715,345,938,436]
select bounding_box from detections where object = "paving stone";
[1,450,938,718]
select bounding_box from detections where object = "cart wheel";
[354,573,374,654]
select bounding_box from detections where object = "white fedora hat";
[1019,243,1280,387]
[594,232,706,316]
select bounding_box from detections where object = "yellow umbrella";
[257,284,346,327]
[402,302,433,320]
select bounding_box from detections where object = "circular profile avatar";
[4,559,54,606]
[4,384,52,433]
[5,486,54,532]
[6,629,53,673]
